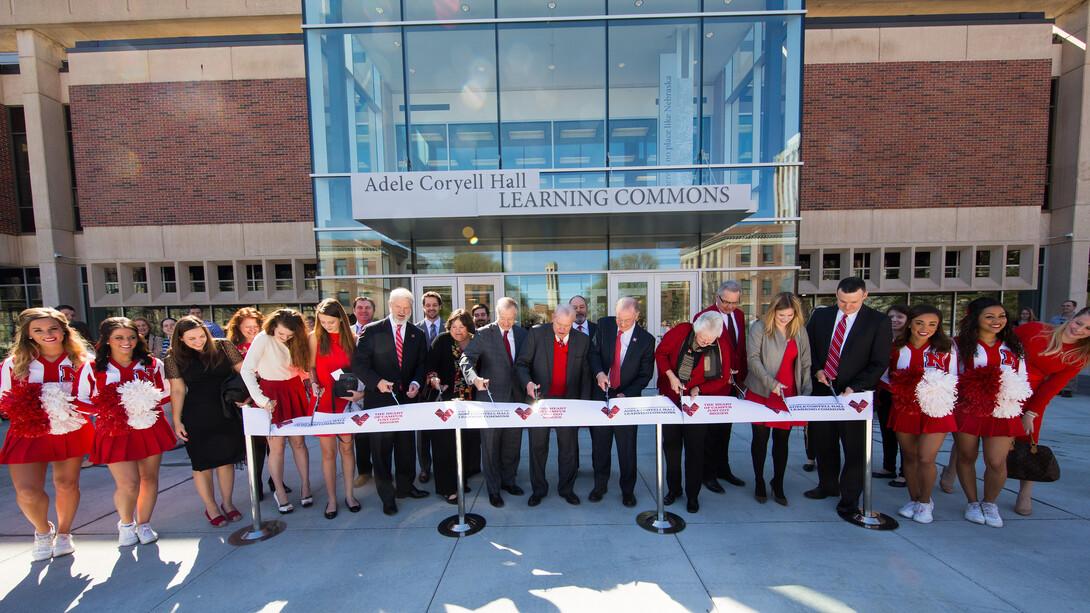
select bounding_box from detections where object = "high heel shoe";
[771,481,788,506]
[300,493,314,508]
[345,498,361,513]
[204,510,227,527]
[754,480,767,504]
[268,477,292,494]
[272,491,293,514]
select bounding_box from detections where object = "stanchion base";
[637,510,685,534]
[227,520,286,546]
[837,508,899,531]
[438,513,486,538]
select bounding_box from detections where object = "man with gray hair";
[693,279,748,493]
[587,296,655,507]
[515,303,593,506]
[460,297,528,508]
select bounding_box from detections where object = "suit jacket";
[416,318,444,346]
[459,323,528,403]
[588,316,655,400]
[572,320,597,340]
[654,322,732,405]
[694,304,747,384]
[805,305,892,394]
[351,317,429,409]
[743,319,813,398]
[514,324,593,402]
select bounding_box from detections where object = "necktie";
[395,324,404,369]
[503,329,513,365]
[357,324,364,338]
[823,315,848,382]
[428,322,436,342]
[609,330,623,389]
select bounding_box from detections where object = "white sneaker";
[52,533,75,557]
[32,522,56,561]
[913,501,935,524]
[981,502,1004,528]
[964,502,985,525]
[118,521,138,547]
[897,501,918,519]
[136,523,158,544]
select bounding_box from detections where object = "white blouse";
[240,331,301,406]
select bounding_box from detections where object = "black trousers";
[528,426,578,498]
[251,436,268,490]
[590,425,638,495]
[662,423,707,500]
[371,431,416,504]
[703,423,735,481]
[417,431,432,473]
[481,427,522,496]
[810,419,866,506]
[354,433,372,476]
[430,429,458,497]
[463,428,482,475]
[751,424,791,486]
[874,388,901,474]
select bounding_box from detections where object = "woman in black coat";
[424,309,477,504]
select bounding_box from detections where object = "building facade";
[0,0,1087,351]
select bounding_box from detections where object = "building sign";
[351,170,754,220]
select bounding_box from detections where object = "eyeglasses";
[716,296,739,307]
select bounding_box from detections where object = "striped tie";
[823,314,848,382]
[395,324,404,369]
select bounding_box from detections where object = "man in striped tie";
[803,277,892,516]
[415,291,445,484]
[351,287,431,516]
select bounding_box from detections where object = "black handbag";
[1006,440,1060,482]
[333,373,361,399]
[220,372,250,420]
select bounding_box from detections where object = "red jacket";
[694,304,748,384]
[655,323,733,405]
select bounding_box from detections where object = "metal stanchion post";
[637,423,684,534]
[229,433,286,546]
[839,413,898,530]
[438,426,486,537]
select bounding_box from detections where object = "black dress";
[166,340,247,471]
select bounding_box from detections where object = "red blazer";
[655,323,733,405]
[694,304,747,384]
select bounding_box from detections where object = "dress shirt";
[832,310,858,345]
[574,322,590,335]
[614,326,635,369]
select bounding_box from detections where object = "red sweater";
[654,323,732,405]
[1015,322,1085,417]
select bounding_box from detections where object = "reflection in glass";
[419,283,454,322]
[505,274,608,327]
[702,269,794,321]
[305,1,400,24]
[500,0,604,18]
[404,0,494,20]
[320,278,412,319]
[659,280,692,333]
[504,236,608,274]
[316,231,412,277]
[617,281,649,329]
[464,283,497,316]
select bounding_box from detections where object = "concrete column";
[1048,4,1090,317]
[16,29,79,310]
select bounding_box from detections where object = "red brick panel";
[0,109,17,235]
[801,60,1051,210]
[69,79,313,226]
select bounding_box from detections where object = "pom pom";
[0,380,50,438]
[993,367,1031,419]
[916,369,957,418]
[40,382,87,435]
[92,383,130,436]
[888,367,924,416]
[955,365,1001,418]
[118,380,162,430]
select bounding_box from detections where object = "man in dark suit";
[351,296,376,488]
[460,297,528,508]
[587,297,655,507]
[570,295,598,338]
[515,304,593,506]
[693,280,748,493]
[351,287,431,516]
[804,277,892,515]
[414,291,444,484]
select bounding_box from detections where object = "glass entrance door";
[413,276,503,325]
[608,272,700,343]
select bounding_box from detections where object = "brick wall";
[69,79,313,226]
[0,109,17,235]
[801,60,1051,211]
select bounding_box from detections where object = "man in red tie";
[351,296,375,488]
[693,280,748,493]
[569,295,598,338]
[515,304,593,507]
[351,288,430,516]
[803,277,892,516]
[587,297,655,507]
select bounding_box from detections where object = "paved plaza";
[1,390,1087,612]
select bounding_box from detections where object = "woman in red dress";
[308,299,365,519]
[952,297,1030,528]
[240,309,313,514]
[743,292,810,506]
[75,317,176,547]
[886,305,958,524]
[0,308,94,560]
[1011,307,1090,515]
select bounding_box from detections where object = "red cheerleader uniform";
[954,341,1027,438]
[75,358,177,464]
[0,355,95,464]
[1015,322,1086,443]
[886,342,958,435]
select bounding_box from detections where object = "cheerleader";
[75,318,176,546]
[0,308,94,560]
[875,304,909,486]
[885,305,958,524]
[1011,307,1090,515]
[952,298,1031,528]
[308,299,364,519]
[240,309,313,514]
